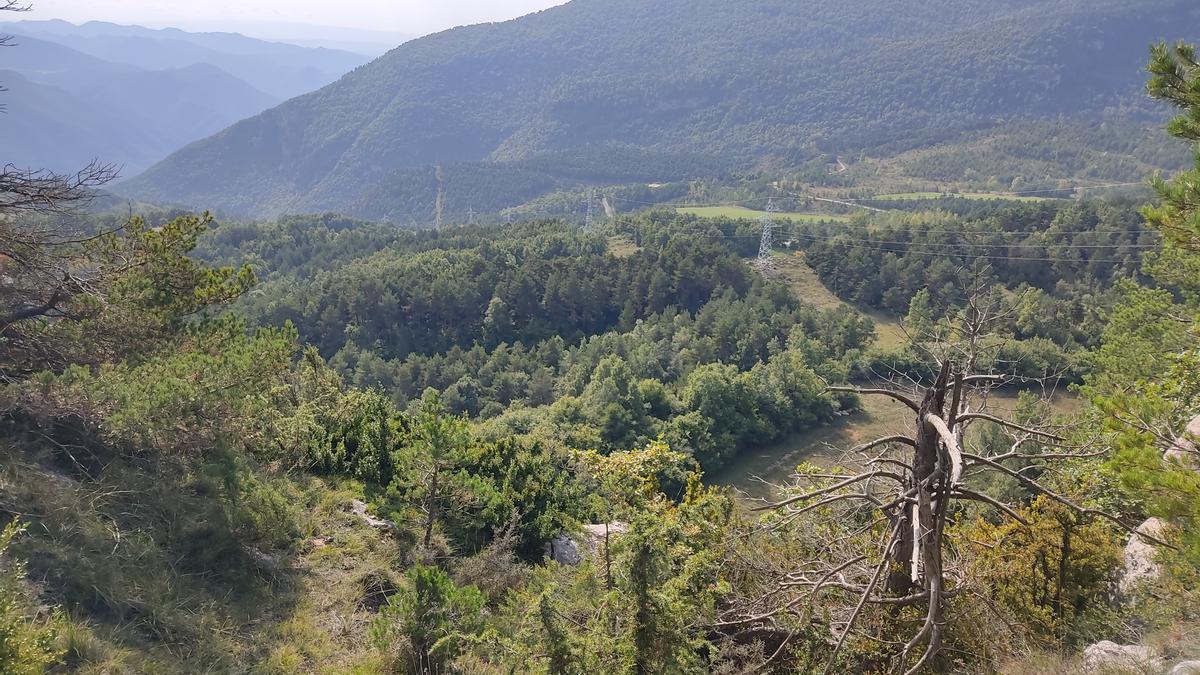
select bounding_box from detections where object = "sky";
[21,0,567,44]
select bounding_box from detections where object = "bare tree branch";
[925,413,963,485]
[827,386,921,412]
[754,471,900,512]
[956,412,1067,441]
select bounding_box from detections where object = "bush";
[371,565,485,674]
[0,522,65,674]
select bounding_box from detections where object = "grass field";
[715,249,1086,499]
[678,205,852,223]
[773,252,908,349]
[606,235,641,258]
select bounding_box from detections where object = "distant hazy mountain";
[0,33,278,173]
[180,20,414,57]
[0,21,370,175]
[119,0,1200,222]
[2,20,369,99]
[0,69,161,171]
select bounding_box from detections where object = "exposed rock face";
[581,522,630,544]
[1171,661,1200,675]
[1121,518,1166,594]
[1165,414,1200,466]
[546,522,630,566]
[1082,641,1159,673]
[349,499,396,531]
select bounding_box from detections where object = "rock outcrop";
[1165,414,1200,467]
[1170,661,1200,675]
[547,534,583,565]
[1082,641,1160,673]
[1121,517,1166,594]
[349,499,396,531]
[546,522,630,566]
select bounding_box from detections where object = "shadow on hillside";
[0,423,307,669]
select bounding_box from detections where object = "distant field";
[678,205,851,222]
[870,191,1052,203]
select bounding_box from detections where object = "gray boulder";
[1170,661,1200,675]
[546,534,582,565]
[1082,641,1159,673]
[1165,414,1200,466]
[1121,518,1166,595]
[545,522,630,566]
[349,499,396,531]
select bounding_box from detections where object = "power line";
[781,233,1160,250]
[814,223,1159,237]
[664,230,1153,263]
[584,188,595,232]
[690,231,1157,251]
[663,226,1160,248]
[608,179,1150,210]
[781,231,1145,264]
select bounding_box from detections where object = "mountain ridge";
[2,19,368,99]
[119,0,1200,219]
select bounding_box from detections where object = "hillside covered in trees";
[8,2,1200,674]
[122,0,1199,220]
[0,20,367,174]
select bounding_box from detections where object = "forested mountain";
[0,22,370,174]
[0,34,277,173]
[122,0,1199,220]
[11,0,1200,666]
[1,20,368,99]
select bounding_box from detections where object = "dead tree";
[719,280,1149,674]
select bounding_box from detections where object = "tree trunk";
[423,466,439,548]
[604,522,613,590]
[887,362,952,597]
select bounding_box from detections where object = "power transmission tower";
[434,165,445,229]
[755,198,778,269]
[583,188,595,231]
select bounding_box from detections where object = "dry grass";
[1,440,402,674]
[772,252,908,349]
[606,235,641,258]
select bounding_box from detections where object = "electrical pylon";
[583,188,595,231]
[755,198,779,269]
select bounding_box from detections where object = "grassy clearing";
[678,205,851,223]
[714,394,913,500]
[869,191,944,200]
[772,252,908,349]
[724,251,1083,498]
[606,235,641,258]
[2,439,402,673]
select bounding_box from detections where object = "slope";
[0,34,279,173]
[121,0,1200,220]
[0,70,162,171]
[3,19,369,100]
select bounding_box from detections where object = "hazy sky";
[22,1,567,40]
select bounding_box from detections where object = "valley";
[3,1,1200,673]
